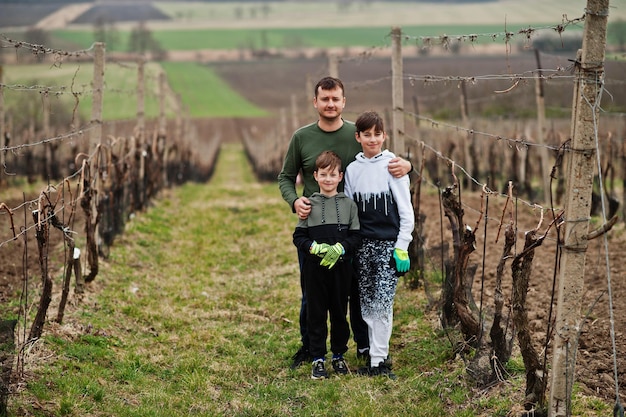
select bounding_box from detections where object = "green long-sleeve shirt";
[277,120,361,211]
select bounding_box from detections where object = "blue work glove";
[310,241,330,258]
[393,248,410,273]
[320,243,344,269]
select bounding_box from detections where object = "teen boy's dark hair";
[355,111,385,134]
[315,150,343,173]
[314,77,345,97]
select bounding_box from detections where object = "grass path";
[15,143,537,416]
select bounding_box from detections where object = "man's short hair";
[315,77,344,98]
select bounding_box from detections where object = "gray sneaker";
[311,359,328,380]
[331,357,348,375]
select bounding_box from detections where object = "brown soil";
[33,4,93,30]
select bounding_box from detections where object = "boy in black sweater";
[293,151,362,379]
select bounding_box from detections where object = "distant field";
[151,0,626,28]
[4,0,625,53]
[4,1,624,32]
[2,61,265,121]
[3,1,626,33]
[1,0,596,31]
[1,0,623,121]
[0,3,63,28]
[52,23,578,52]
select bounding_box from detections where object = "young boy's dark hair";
[315,150,342,173]
[355,111,385,134]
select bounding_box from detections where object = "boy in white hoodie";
[343,111,414,379]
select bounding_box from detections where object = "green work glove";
[320,243,344,269]
[310,241,330,258]
[393,248,410,273]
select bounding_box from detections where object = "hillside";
[2,0,625,31]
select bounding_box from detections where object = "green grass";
[2,61,265,121]
[160,62,267,117]
[8,143,613,416]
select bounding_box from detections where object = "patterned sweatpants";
[355,238,399,367]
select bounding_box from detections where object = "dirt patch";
[34,3,94,30]
[70,3,170,25]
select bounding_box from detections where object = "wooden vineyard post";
[137,56,146,210]
[548,1,609,416]
[290,93,298,133]
[280,107,288,148]
[305,75,315,120]
[459,80,473,186]
[460,80,469,125]
[91,43,105,150]
[328,53,339,78]
[86,42,105,281]
[136,56,145,135]
[0,65,4,186]
[174,92,182,144]
[158,71,167,139]
[42,91,51,180]
[158,71,167,189]
[534,49,551,204]
[390,26,405,156]
[412,95,420,128]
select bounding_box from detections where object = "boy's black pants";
[303,258,352,359]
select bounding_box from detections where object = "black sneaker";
[290,346,310,370]
[331,357,348,375]
[369,363,397,380]
[311,359,328,380]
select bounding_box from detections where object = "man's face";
[313,87,345,121]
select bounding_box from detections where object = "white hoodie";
[344,150,414,250]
